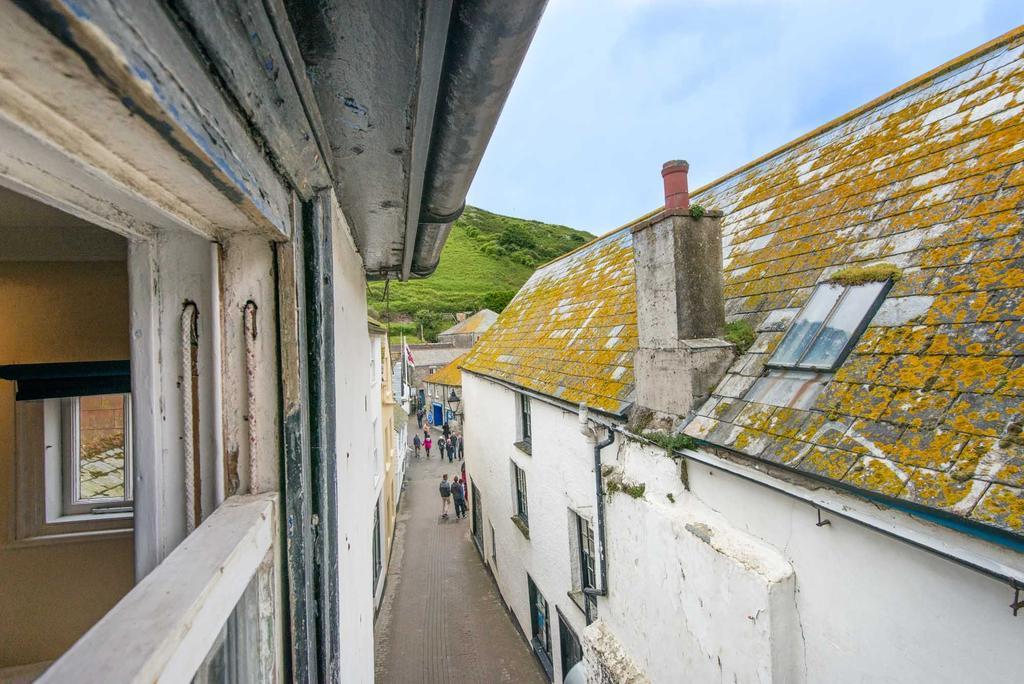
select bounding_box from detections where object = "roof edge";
[534,206,663,271]
[460,367,631,420]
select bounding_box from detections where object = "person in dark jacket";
[413,433,421,457]
[440,474,452,518]
[451,477,466,519]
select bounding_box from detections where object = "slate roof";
[424,353,468,387]
[462,228,639,414]
[465,29,1024,536]
[438,309,498,337]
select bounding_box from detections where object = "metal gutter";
[410,0,548,276]
[606,424,1024,589]
[466,366,1023,603]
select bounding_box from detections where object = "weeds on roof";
[643,431,695,452]
[724,320,756,354]
[827,262,903,286]
[688,204,706,219]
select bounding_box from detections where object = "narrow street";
[374,425,547,683]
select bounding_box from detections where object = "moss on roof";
[424,353,468,387]
[467,30,1024,536]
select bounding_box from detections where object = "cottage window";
[60,394,133,516]
[516,392,532,453]
[558,611,584,680]
[12,391,134,541]
[511,461,530,534]
[769,280,890,371]
[567,510,598,622]
[372,496,383,593]
[528,575,553,679]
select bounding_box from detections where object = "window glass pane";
[802,281,886,368]
[770,284,843,366]
[77,394,127,501]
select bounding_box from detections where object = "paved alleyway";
[374,425,547,683]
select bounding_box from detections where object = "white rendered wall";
[463,372,596,682]
[596,436,1024,683]
[465,373,1024,683]
[329,196,376,683]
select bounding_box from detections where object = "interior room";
[0,185,133,679]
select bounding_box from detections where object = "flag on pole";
[404,339,416,367]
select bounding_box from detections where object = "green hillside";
[368,206,592,341]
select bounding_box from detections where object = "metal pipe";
[585,426,615,598]
[411,0,548,276]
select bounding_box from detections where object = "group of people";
[411,415,463,462]
[439,472,468,520]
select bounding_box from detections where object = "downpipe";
[580,404,614,597]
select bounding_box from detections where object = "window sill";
[510,514,530,540]
[531,639,554,681]
[513,440,532,455]
[567,589,586,613]
[7,525,133,549]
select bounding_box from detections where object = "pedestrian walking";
[456,433,464,460]
[412,433,421,457]
[424,434,432,458]
[442,421,451,439]
[439,474,452,519]
[437,435,447,461]
[446,436,454,462]
[452,477,466,519]
[416,407,424,429]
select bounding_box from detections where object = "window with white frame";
[3,361,134,541]
[768,280,891,371]
[59,393,133,516]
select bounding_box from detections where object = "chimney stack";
[661,160,690,210]
[631,160,733,420]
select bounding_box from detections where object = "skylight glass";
[769,280,889,371]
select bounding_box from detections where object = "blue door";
[432,402,443,426]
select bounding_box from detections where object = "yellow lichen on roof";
[424,353,468,387]
[439,309,499,336]
[462,229,639,415]
[683,29,1024,536]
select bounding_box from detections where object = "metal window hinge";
[815,508,831,527]
[1012,582,1023,617]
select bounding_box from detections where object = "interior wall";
[0,261,134,667]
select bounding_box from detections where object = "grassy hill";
[368,206,592,341]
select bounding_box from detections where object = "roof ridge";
[534,206,661,271]
[688,23,1024,198]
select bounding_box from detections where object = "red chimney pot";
[662,159,690,210]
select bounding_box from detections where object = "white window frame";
[60,394,134,516]
[12,397,133,544]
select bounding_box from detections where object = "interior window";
[61,393,133,516]
[769,280,889,371]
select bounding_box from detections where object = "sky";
[466,0,1024,235]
